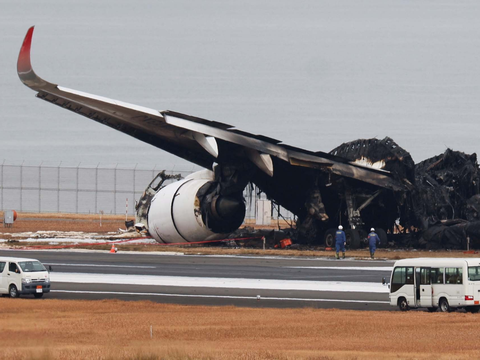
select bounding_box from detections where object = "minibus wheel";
[398,297,409,311]
[9,285,19,298]
[439,298,451,312]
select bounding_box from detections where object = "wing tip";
[17,26,35,77]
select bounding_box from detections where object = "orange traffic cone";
[109,243,117,253]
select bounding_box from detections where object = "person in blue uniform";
[335,225,346,259]
[368,228,380,259]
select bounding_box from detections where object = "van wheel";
[9,285,19,298]
[398,297,409,311]
[439,298,451,312]
[427,307,437,312]
[34,293,44,299]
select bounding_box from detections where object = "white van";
[0,257,51,298]
[389,258,480,312]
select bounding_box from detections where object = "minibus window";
[468,267,480,281]
[420,268,431,285]
[405,267,414,284]
[431,268,444,284]
[0,262,5,273]
[445,268,462,284]
[392,267,405,284]
[391,267,414,292]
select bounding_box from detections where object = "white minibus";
[389,258,480,312]
[0,257,51,298]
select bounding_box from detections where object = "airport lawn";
[0,298,478,359]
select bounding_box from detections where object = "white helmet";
[370,228,375,232]
[338,225,343,230]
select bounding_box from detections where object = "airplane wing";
[17,26,407,196]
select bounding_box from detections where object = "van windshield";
[468,266,480,281]
[18,261,46,272]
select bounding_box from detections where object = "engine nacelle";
[147,170,245,244]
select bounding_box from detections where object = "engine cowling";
[147,170,245,244]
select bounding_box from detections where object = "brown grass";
[0,298,479,359]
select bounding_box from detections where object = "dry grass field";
[2,213,480,359]
[0,298,479,360]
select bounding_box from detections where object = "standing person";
[335,225,346,259]
[368,228,380,259]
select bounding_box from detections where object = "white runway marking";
[285,266,392,271]
[45,263,156,269]
[51,289,390,304]
[50,273,389,293]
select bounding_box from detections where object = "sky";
[2,0,480,169]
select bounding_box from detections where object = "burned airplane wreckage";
[17,27,480,250]
[318,137,480,249]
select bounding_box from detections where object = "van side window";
[445,267,462,284]
[9,263,19,273]
[0,262,5,273]
[431,268,444,284]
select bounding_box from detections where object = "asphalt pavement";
[0,249,394,310]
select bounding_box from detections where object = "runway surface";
[0,249,394,310]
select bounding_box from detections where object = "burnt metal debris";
[318,137,480,250]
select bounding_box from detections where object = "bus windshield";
[468,266,480,281]
[18,261,46,272]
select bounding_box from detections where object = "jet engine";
[136,170,246,244]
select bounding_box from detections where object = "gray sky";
[2,0,480,169]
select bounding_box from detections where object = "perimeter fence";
[0,162,294,222]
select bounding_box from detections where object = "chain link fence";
[0,162,294,222]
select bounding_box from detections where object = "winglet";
[17,26,49,89]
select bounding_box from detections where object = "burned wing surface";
[17,27,409,245]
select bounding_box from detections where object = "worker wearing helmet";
[335,225,346,259]
[368,228,380,259]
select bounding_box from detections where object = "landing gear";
[345,229,361,249]
[324,229,336,248]
[376,228,388,248]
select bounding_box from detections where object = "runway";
[0,249,394,310]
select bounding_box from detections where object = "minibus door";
[419,267,432,307]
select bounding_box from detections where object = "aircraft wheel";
[376,228,388,248]
[345,229,360,249]
[324,229,336,248]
